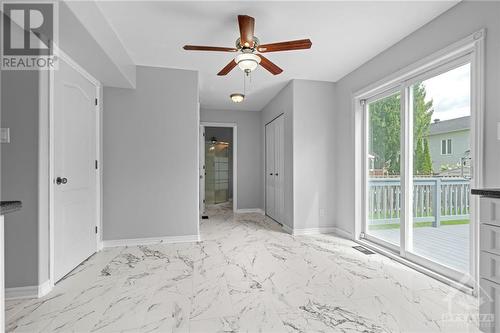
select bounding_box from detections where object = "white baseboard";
[102,234,200,248]
[282,225,353,238]
[6,280,52,300]
[282,224,293,234]
[330,227,353,239]
[291,227,338,236]
[235,208,264,214]
[38,280,52,297]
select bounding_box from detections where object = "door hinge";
[95,98,98,106]
[95,160,98,170]
[95,226,98,234]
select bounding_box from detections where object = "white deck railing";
[368,177,470,226]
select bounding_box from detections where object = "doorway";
[199,123,237,214]
[50,52,101,283]
[361,57,479,286]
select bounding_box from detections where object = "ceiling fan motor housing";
[235,37,260,51]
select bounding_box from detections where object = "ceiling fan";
[183,15,312,76]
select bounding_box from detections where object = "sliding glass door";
[363,59,474,283]
[366,90,402,249]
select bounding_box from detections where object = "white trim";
[330,227,353,239]
[290,227,338,236]
[54,47,100,87]
[5,286,38,300]
[37,280,52,298]
[200,122,238,213]
[48,49,102,287]
[281,224,293,235]
[235,208,264,214]
[5,280,52,300]
[353,29,485,290]
[102,235,201,248]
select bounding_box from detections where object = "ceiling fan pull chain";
[243,71,247,95]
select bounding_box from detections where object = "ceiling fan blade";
[217,59,237,76]
[258,55,283,75]
[257,39,312,53]
[183,45,238,52]
[238,15,255,48]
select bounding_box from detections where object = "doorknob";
[269,173,273,175]
[275,173,279,176]
[56,177,68,185]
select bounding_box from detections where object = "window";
[441,139,452,155]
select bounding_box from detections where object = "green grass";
[368,219,469,230]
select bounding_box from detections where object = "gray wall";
[293,80,336,229]
[59,2,135,88]
[1,70,40,288]
[201,109,262,210]
[260,80,336,230]
[261,82,294,229]
[334,1,500,235]
[103,66,199,240]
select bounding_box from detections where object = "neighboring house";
[428,116,470,174]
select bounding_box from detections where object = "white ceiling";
[95,1,458,111]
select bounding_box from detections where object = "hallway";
[6,205,478,332]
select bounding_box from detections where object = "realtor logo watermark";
[1,1,58,70]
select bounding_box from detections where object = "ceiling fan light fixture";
[230,93,245,103]
[235,53,261,72]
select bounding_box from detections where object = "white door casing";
[53,57,98,282]
[199,125,205,215]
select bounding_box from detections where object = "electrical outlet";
[319,208,326,218]
[0,128,10,143]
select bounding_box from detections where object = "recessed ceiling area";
[95,1,458,111]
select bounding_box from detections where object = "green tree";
[412,83,434,175]
[368,83,434,175]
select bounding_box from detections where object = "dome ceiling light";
[230,93,245,103]
[235,53,261,74]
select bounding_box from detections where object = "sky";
[421,63,471,122]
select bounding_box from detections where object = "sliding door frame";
[354,29,485,292]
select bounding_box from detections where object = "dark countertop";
[0,201,22,215]
[471,189,500,199]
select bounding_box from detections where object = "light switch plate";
[0,128,10,143]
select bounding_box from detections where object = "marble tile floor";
[6,203,480,332]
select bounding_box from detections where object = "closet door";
[266,121,276,220]
[274,115,285,223]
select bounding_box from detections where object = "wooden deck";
[369,224,470,273]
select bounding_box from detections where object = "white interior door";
[266,121,276,220]
[199,125,205,214]
[274,115,285,223]
[54,58,98,282]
